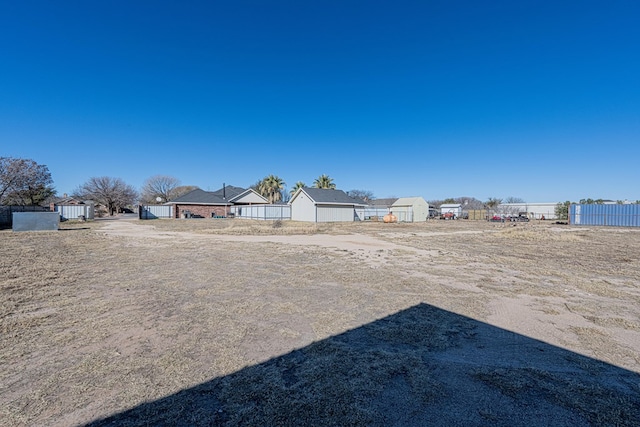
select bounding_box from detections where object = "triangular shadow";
[86,303,639,426]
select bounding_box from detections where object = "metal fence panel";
[56,204,94,220]
[140,205,173,219]
[230,205,291,220]
[12,212,59,231]
[316,206,354,222]
[570,204,640,227]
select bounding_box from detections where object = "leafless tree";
[0,157,55,205]
[429,197,484,210]
[171,185,199,199]
[348,189,375,203]
[75,176,137,216]
[504,196,525,204]
[140,175,181,203]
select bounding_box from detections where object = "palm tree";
[258,175,285,204]
[313,174,335,189]
[289,181,306,196]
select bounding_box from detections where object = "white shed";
[391,197,430,222]
[289,188,365,222]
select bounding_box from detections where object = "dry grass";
[149,218,326,235]
[1,218,639,426]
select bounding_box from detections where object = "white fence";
[139,205,174,219]
[55,204,95,220]
[230,204,291,220]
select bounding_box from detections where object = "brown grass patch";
[1,218,639,426]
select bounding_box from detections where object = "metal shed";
[570,203,640,227]
[289,188,365,222]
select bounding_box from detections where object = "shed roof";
[169,189,230,205]
[53,196,86,205]
[291,187,366,206]
[368,198,398,207]
[392,197,427,207]
[440,203,462,209]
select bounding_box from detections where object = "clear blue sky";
[2,1,639,202]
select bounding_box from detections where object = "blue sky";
[2,1,639,202]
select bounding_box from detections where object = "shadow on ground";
[86,303,639,427]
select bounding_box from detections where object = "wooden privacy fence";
[467,209,488,220]
[0,205,50,227]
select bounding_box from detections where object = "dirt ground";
[1,217,639,426]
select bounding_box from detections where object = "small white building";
[391,197,430,222]
[289,187,366,222]
[440,203,463,218]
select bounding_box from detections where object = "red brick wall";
[175,204,229,218]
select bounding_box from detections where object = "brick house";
[167,185,268,218]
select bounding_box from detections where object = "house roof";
[53,196,85,205]
[368,198,398,207]
[168,185,269,205]
[168,189,230,205]
[210,185,246,201]
[291,187,366,206]
[232,189,268,204]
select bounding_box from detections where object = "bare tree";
[504,196,525,204]
[348,189,375,203]
[0,157,55,205]
[140,175,181,203]
[75,177,137,216]
[429,197,484,210]
[171,185,199,199]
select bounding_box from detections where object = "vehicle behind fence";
[570,204,640,227]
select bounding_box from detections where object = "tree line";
[4,156,638,218]
[0,157,372,216]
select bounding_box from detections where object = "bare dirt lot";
[1,217,639,426]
